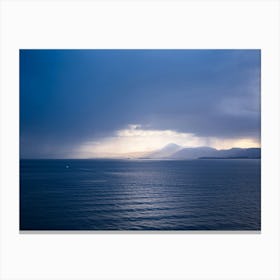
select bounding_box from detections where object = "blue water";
[20,159,261,230]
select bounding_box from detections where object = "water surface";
[20,159,261,230]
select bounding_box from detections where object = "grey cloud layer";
[20,50,260,158]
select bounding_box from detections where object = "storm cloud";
[20,49,260,158]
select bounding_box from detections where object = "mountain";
[170,146,218,159]
[201,148,261,159]
[145,143,183,159]
[143,144,261,159]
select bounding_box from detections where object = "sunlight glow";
[73,124,260,158]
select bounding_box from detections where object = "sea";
[20,159,261,231]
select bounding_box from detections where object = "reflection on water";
[20,159,261,230]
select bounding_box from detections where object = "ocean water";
[20,159,261,231]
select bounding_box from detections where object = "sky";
[20,49,261,158]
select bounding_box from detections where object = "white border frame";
[1,0,280,279]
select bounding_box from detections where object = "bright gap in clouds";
[73,124,260,158]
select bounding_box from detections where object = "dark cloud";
[20,49,260,158]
